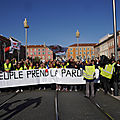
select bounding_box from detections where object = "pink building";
[27,45,53,61]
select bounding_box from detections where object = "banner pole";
[3,43,6,62]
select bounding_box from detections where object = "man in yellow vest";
[100,61,114,94]
[4,59,12,72]
[83,60,95,98]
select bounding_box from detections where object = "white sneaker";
[16,89,20,93]
[75,89,77,92]
[39,87,41,90]
[111,88,114,91]
[21,89,23,92]
[69,89,72,92]
[59,88,61,91]
[44,87,46,90]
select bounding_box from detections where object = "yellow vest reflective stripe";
[83,65,95,80]
[4,63,11,71]
[112,62,116,72]
[16,67,23,71]
[101,64,113,79]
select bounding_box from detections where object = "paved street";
[0,90,120,120]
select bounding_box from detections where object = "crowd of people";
[0,56,120,97]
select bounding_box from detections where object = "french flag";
[45,65,49,73]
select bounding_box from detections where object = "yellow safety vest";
[101,64,114,79]
[4,63,11,72]
[62,65,67,68]
[112,62,116,72]
[83,65,95,80]
[66,62,69,66]
[39,67,45,69]
[29,66,35,70]
[24,65,27,70]
[16,67,23,71]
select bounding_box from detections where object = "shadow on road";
[0,97,42,120]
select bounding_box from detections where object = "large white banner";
[0,69,86,88]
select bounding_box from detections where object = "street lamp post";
[24,18,29,60]
[76,29,80,60]
[112,0,118,61]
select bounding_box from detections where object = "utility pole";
[112,0,118,61]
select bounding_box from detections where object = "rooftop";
[27,45,45,48]
[69,43,97,47]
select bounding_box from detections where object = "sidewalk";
[111,94,120,100]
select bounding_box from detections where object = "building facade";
[67,43,97,61]
[0,35,25,62]
[27,45,53,61]
[94,31,120,59]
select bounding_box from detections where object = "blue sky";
[0,0,120,47]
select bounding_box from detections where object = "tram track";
[89,97,114,120]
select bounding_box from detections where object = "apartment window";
[38,49,40,51]
[27,52,28,55]
[80,52,82,54]
[38,52,40,55]
[31,53,32,55]
[42,49,45,51]
[70,48,73,51]
[76,52,78,54]
[91,51,93,55]
[34,49,36,51]
[83,48,86,50]
[80,48,82,50]
[76,48,78,50]
[43,52,45,55]
[34,52,36,55]
[31,49,32,51]
[87,48,89,50]
[84,52,86,54]
[48,56,50,59]
[70,56,73,58]
[70,52,73,54]
[43,56,45,59]
[91,48,93,50]
[48,52,51,54]
[87,52,89,54]
[92,55,94,60]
